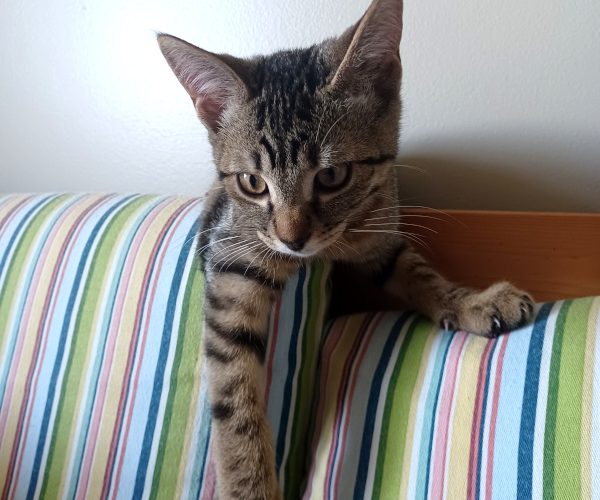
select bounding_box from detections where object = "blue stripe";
[275,265,306,468]
[70,197,168,498]
[194,392,212,500]
[516,303,553,499]
[1,195,98,490]
[86,198,182,491]
[29,195,135,500]
[420,331,455,499]
[0,195,63,402]
[0,195,54,278]
[133,223,197,497]
[353,312,412,500]
[327,313,375,500]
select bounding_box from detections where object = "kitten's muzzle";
[273,208,312,252]
[278,233,311,252]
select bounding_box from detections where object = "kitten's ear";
[157,34,249,132]
[330,0,403,95]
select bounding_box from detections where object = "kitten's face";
[159,0,403,258]
[214,47,400,257]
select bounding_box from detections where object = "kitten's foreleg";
[381,240,534,337]
[203,271,284,500]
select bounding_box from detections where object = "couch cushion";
[304,299,600,499]
[0,194,330,499]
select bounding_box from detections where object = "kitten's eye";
[315,164,351,191]
[237,173,268,196]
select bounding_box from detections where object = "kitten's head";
[158,0,403,258]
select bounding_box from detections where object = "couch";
[1,194,598,499]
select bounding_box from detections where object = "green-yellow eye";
[315,164,351,191]
[237,173,268,196]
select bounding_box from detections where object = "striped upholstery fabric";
[2,193,599,500]
[304,300,600,499]
[0,194,330,499]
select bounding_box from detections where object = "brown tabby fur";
[157,0,534,497]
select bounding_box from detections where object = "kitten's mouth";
[256,229,345,259]
[256,231,320,259]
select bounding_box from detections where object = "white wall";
[1,0,599,211]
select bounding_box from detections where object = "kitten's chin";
[270,240,322,259]
[257,231,323,259]
[274,246,320,259]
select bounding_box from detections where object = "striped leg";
[382,242,534,337]
[203,268,286,500]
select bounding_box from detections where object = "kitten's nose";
[279,234,310,252]
[274,208,311,252]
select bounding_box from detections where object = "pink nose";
[274,208,311,251]
[279,234,311,251]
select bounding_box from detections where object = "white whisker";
[336,237,361,257]
[197,235,242,255]
[360,214,445,223]
[362,222,438,234]
[368,204,466,226]
[245,246,270,275]
[219,242,264,272]
[208,239,254,265]
[320,108,352,148]
[391,163,430,176]
[346,229,431,251]
[259,247,274,269]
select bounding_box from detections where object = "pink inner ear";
[196,95,226,132]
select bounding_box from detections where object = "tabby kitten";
[158,0,534,497]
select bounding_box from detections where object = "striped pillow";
[3,193,599,500]
[0,194,330,499]
[304,300,600,499]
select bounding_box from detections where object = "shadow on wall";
[396,144,600,213]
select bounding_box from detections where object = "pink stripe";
[106,200,198,499]
[0,196,84,449]
[200,442,217,500]
[467,338,496,500]
[485,335,509,500]
[264,298,282,406]
[0,194,18,217]
[104,201,188,497]
[0,195,35,241]
[323,314,375,496]
[75,199,172,499]
[8,196,114,493]
[332,313,384,498]
[430,332,469,499]
[303,317,348,499]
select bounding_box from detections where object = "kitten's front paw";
[440,282,534,338]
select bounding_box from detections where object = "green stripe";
[373,316,427,499]
[553,297,592,500]
[0,195,66,342]
[543,300,572,500]
[284,262,329,498]
[41,195,152,498]
[150,255,204,499]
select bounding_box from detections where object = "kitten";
[157,0,534,497]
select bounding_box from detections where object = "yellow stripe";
[309,315,364,499]
[0,194,29,221]
[13,196,102,356]
[175,345,204,497]
[55,198,152,496]
[398,327,437,500]
[446,336,486,499]
[0,195,77,470]
[580,297,599,499]
[171,258,206,497]
[0,196,67,364]
[86,200,177,497]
